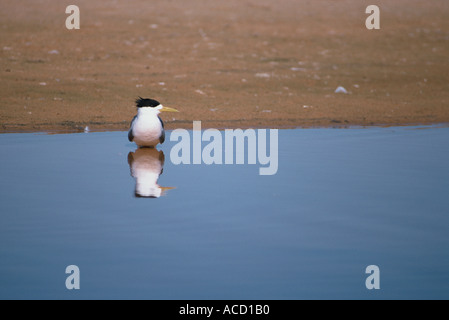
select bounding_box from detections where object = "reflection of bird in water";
[127,148,175,198]
[128,98,179,148]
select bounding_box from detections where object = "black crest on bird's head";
[136,97,161,108]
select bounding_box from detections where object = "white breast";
[132,108,163,147]
[129,149,164,198]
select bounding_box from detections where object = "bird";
[128,97,179,148]
[128,148,175,198]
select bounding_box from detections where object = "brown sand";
[1,0,449,133]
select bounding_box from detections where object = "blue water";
[0,126,448,300]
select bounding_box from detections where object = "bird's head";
[135,97,179,113]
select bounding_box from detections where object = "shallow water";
[0,126,448,300]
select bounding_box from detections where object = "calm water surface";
[0,126,448,299]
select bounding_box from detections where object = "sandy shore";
[1,0,448,132]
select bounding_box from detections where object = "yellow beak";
[160,186,176,195]
[160,187,176,191]
[160,106,179,112]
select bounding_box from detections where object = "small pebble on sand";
[335,86,348,94]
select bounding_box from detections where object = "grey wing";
[127,152,135,176]
[159,151,165,175]
[158,115,165,144]
[128,115,137,142]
